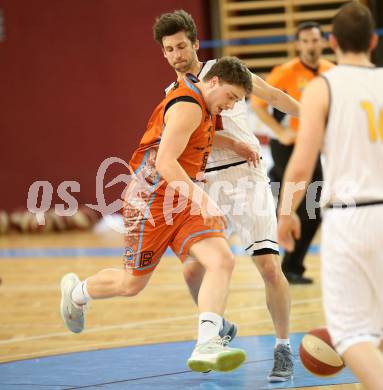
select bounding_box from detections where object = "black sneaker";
[267,344,294,382]
[285,272,313,285]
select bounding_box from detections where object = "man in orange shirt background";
[253,22,334,284]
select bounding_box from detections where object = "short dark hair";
[332,2,374,53]
[153,10,197,46]
[295,21,324,40]
[203,57,253,95]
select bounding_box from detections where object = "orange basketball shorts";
[122,181,224,276]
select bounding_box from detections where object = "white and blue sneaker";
[188,335,246,373]
[60,273,86,333]
[267,344,294,382]
[201,318,238,373]
[219,318,237,341]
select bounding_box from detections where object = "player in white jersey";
[154,10,300,382]
[277,3,383,389]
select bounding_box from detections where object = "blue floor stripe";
[199,28,383,49]
[0,333,356,390]
[0,247,123,258]
[0,245,319,259]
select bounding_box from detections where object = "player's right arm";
[252,104,297,145]
[155,101,227,229]
[251,72,300,116]
[251,67,297,145]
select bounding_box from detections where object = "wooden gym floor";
[0,231,362,389]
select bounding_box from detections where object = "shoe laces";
[220,335,232,346]
[273,345,293,371]
[210,335,232,348]
[197,335,232,353]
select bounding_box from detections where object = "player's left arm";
[277,76,329,251]
[213,134,260,166]
[251,73,300,116]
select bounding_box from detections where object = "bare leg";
[186,237,246,373]
[189,237,234,315]
[183,252,291,339]
[60,269,153,334]
[253,254,291,339]
[183,260,205,305]
[342,342,383,390]
[86,268,153,298]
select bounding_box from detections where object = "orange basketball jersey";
[129,75,214,188]
[123,75,224,275]
[253,58,334,131]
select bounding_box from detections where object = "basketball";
[299,327,345,376]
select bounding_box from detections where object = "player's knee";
[263,263,279,285]
[213,251,235,274]
[254,255,281,285]
[118,274,146,297]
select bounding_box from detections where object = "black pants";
[269,139,322,276]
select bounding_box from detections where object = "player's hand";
[201,198,228,230]
[232,141,260,167]
[278,129,296,145]
[277,213,301,252]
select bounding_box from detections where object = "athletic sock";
[71,279,90,306]
[198,312,223,344]
[275,338,291,348]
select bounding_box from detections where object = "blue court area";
[0,244,319,259]
[0,333,356,390]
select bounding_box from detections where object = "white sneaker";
[60,273,85,333]
[187,336,246,373]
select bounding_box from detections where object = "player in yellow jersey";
[278,3,383,389]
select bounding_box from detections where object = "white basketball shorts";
[321,204,383,355]
[204,159,278,256]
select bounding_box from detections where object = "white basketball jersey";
[198,60,260,169]
[321,65,383,206]
[165,59,261,169]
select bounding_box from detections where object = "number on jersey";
[360,101,383,142]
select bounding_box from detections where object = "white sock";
[198,312,223,344]
[275,338,291,348]
[71,279,90,306]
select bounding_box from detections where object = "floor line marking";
[0,298,321,346]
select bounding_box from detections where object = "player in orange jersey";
[153,10,300,381]
[60,57,254,373]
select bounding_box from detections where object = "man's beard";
[173,59,192,73]
[307,51,319,62]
